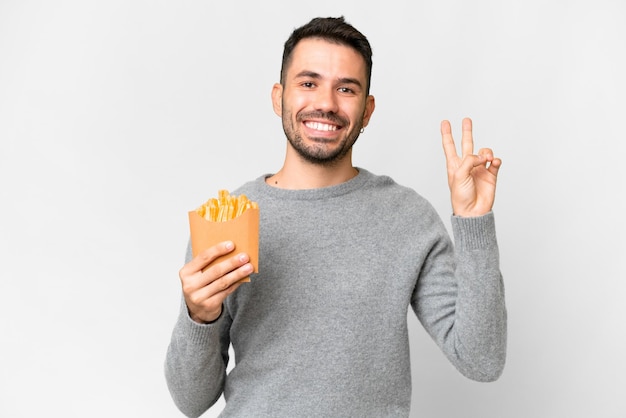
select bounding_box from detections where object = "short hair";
[280,16,373,95]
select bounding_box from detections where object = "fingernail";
[225,241,234,250]
[238,253,249,263]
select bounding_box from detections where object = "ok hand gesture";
[441,118,501,217]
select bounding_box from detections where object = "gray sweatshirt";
[165,169,507,417]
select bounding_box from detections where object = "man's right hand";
[179,241,254,324]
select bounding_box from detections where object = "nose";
[313,87,339,113]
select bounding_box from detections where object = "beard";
[281,109,364,166]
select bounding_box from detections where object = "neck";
[266,150,358,190]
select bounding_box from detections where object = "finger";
[202,252,251,286]
[461,117,474,158]
[488,157,502,177]
[188,259,251,304]
[179,241,235,279]
[183,253,251,310]
[459,154,487,175]
[477,148,494,162]
[441,120,459,162]
[205,262,254,296]
[477,147,501,175]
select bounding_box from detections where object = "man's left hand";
[441,117,502,217]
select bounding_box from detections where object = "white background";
[1,1,625,417]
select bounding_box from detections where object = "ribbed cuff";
[450,211,497,251]
[175,299,224,346]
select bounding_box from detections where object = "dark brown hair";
[280,16,373,94]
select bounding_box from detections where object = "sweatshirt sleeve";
[164,300,231,418]
[412,211,507,382]
[164,240,231,418]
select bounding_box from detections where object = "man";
[165,16,506,418]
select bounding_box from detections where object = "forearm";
[415,212,507,381]
[164,300,228,418]
[447,213,507,380]
[451,214,507,381]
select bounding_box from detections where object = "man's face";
[272,38,375,165]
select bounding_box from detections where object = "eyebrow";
[294,70,363,89]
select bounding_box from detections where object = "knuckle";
[205,263,225,282]
[178,267,187,282]
[188,293,203,306]
[218,279,230,291]
[198,251,213,264]
[181,281,195,295]
[211,255,242,279]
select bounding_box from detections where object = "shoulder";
[232,175,270,197]
[358,169,441,222]
[361,169,431,206]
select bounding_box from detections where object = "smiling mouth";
[303,121,340,131]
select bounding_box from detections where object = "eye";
[301,81,315,88]
[338,87,355,94]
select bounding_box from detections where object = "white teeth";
[305,121,338,131]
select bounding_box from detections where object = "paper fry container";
[188,207,259,282]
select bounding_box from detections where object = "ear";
[271,83,283,117]
[361,95,376,128]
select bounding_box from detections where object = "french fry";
[196,190,257,222]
